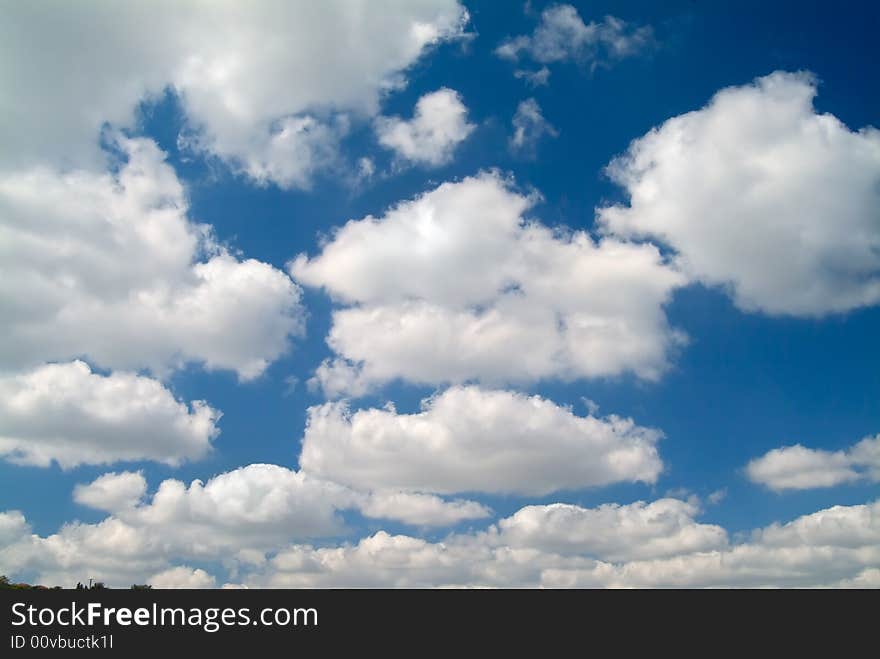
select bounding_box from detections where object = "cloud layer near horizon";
[3,490,878,589]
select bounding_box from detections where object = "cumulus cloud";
[0,1,468,186]
[74,471,148,512]
[509,98,557,155]
[0,362,219,469]
[599,71,880,316]
[0,464,490,586]
[5,496,879,588]
[228,115,348,190]
[747,434,880,491]
[492,499,726,562]
[0,137,303,379]
[300,386,663,495]
[542,504,880,588]
[0,511,29,547]
[0,466,353,587]
[496,5,652,69]
[359,491,491,527]
[375,88,475,166]
[148,566,217,589]
[291,172,686,395]
[231,499,880,588]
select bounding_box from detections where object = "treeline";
[0,575,151,590]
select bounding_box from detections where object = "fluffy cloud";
[375,89,475,166]
[0,466,353,587]
[509,98,557,155]
[0,1,468,186]
[74,472,148,512]
[92,465,357,548]
[300,386,663,495]
[0,464,489,586]
[0,363,218,469]
[496,5,652,68]
[0,511,28,547]
[358,491,490,527]
[492,499,726,562]
[599,71,880,316]
[291,172,686,395]
[236,499,880,588]
[0,137,303,379]
[747,434,880,491]
[5,496,879,588]
[148,566,217,589]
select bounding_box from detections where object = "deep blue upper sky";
[2,0,878,545]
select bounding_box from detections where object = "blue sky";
[1,1,879,588]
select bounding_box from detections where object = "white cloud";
[244,531,551,588]
[5,497,880,588]
[148,566,217,589]
[0,465,355,587]
[0,137,304,379]
[492,499,726,562]
[509,98,557,154]
[0,463,492,586]
[375,89,475,166]
[0,511,29,547]
[0,1,468,186]
[227,115,348,190]
[300,386,663,496]
[599,71,880,316]
[291,172,686,395]
[0,362,219,469]
[359,491,491,526]
[100,465,356,549]
[237,499,880,588]
[747,434,880,491]
[496,5,652,68]
[74,471,148,512]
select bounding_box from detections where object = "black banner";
[1,589,875,652]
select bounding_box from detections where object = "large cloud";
[0,464,489,587]
[5,496,879,588]
[599,71,880,316]
[238,499,880,588]
[0,1,467,186]
[0,137,303,379]
[0,466,368,587]
[747,434,880,491]
[291,172,686,395]
[300,386,663,495]
[375,88,475,166]
[0,362,218,468]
